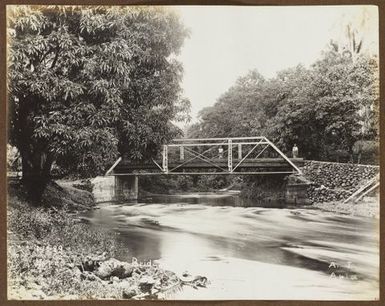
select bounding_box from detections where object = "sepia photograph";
[6,4,380,301]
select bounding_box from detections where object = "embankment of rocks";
[302,161,379,203]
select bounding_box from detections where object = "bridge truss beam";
[107,136,303,176]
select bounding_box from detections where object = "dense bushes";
[240,175,287,206]
[139,174,235,194]
[7,187,122,299]
[139,175,193,194]
[352,140,379,164]
[8,204,118,254]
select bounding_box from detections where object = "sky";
[174,5,379,123]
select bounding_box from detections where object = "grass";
[7,185,123,299]
[8,192,118,255]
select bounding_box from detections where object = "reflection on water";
[145,191,285,208]
[81,190,379,300]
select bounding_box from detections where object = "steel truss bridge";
[107,137,303,176]
[108,137,303,176]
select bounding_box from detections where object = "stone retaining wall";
[302,161,379,203]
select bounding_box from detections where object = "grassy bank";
[7,181,207,300]
[7,183,120,299]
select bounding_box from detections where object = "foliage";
[195,175,232,190]
[7,6,190,200]
[240,175,287,205]
[7,144,21,171]
[8,200,118,256]
[72,179,94,192]
[189,70,266,138]
[139,174,233,194]
[189,49,379,162]
[7,194,123,299]
[352,140,378,164]
[139,175,192,194]
[8,241,124,299]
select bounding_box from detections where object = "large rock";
[138,275,157,293]
[94,258,134,280]
[122,288,138,299]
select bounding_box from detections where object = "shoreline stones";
[76,256,208,299]
[93,258,134,280]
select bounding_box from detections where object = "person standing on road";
[292,144,299,158]
[218,146,224,159]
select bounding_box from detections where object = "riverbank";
[311,195,379,218]
[300,161,379,218]
[7,181,207,300]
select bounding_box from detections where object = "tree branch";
[50,45,61,69]
[39,47,54,66]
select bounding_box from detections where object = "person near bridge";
[292,144,299,158]
[218,146,224,159]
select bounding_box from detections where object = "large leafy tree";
[191,70,266,138]
[189,48,378,161]
[268,50,379,159]
[8,6,189,201]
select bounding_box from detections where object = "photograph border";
[1,0,383,305]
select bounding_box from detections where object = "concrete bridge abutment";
[285,174,311,205]
[114,175,138,201]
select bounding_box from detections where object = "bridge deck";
[113,157,304,175]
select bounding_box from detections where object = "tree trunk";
[16,95,54,204]
[21,148,53,205]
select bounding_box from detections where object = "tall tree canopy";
[190,70,266,138]
[8,5,190,201]
[189,48,379,161]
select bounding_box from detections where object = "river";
[81,180,379,300]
